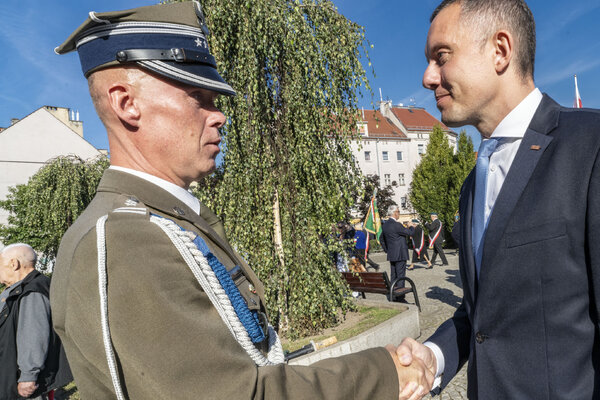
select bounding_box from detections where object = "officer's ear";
[106,81,141,130]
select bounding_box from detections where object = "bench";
[341,272,421,311]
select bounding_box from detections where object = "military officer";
[51,2,432,399]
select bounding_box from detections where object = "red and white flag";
[574,75,583,108]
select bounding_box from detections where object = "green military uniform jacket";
[51,169,398,399]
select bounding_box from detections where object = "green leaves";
[409,129,475,242]
[0,156,109,269]
[191,0,370,337]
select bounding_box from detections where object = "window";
[382,151,389,161]
[396,151,403,161]
[398,173,405,186]
[418,144,424,155]
[401,196,407,208]
[384,174,391,186]
[364,151,371,161]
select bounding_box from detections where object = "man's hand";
[386,344,433,400]
[396,337,437,378]
[17,381,38,398]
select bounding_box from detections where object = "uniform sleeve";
[81,213,399,399]
[16,292,51,382]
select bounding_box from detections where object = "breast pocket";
[505,219,566,248]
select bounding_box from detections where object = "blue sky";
[1,0,599,152]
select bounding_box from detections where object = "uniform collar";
[109,166,200,215]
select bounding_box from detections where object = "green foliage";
[409,128,475,238]
[183,0,371,337]
[354,174,396,220]
[0,156,109,268]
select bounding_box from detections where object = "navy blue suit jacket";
[381,218,414,262]
[428,95,600,399]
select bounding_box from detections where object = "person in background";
[380,206,415,297]
[425,212,448,266]
[0,244,70,400]
[408,219,432,270]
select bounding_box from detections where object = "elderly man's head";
[0,244,37,286]
[388,205,400,220]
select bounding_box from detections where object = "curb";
[288,299,420,366]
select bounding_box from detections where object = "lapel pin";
[530,145,541,151]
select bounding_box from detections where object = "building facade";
[352,101,456,218]
[0,106,104,236]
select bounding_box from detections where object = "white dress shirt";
[425,88,543,385]
[109,166,201,215]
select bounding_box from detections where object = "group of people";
[380,207,448,297]
[1,0,598,398]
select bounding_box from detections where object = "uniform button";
[173,207,185,216]
[475,332,486,344]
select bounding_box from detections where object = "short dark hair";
[431,0,536,79]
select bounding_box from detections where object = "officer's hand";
[17,381,38,398]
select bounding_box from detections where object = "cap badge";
[195,37,207,49]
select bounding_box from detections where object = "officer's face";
[134,73,226,188]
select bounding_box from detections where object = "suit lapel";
[479,95,560,283]
[460,170,478,303]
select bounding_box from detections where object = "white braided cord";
[149,215,284,366]
[96,215,127,400]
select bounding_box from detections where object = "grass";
[282,305,401,353]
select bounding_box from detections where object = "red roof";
[390,107,450,131]
[361,110,407,139]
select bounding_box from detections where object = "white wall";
[0,108,102,228]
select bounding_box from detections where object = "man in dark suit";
[381,206,415,293]
[396,0,600,398]
[424,213,448,266]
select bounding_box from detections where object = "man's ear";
[9,258,21,271]
[493,30,513,74]
[106,83,141,129]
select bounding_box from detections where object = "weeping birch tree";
[182,0,372,336]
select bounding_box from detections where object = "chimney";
[10,118,19,125]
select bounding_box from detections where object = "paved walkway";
[366,250,468,399]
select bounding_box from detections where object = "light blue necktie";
[472,138,499,276]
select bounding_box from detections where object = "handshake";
[386,338,437,400]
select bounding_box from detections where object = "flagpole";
[574,74,582,108]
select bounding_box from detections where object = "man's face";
[134,73,226,188]
[423,3,499,130]
[0,254,14,286]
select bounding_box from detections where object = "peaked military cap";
[411,219,420,223]
[55,1,235,96]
